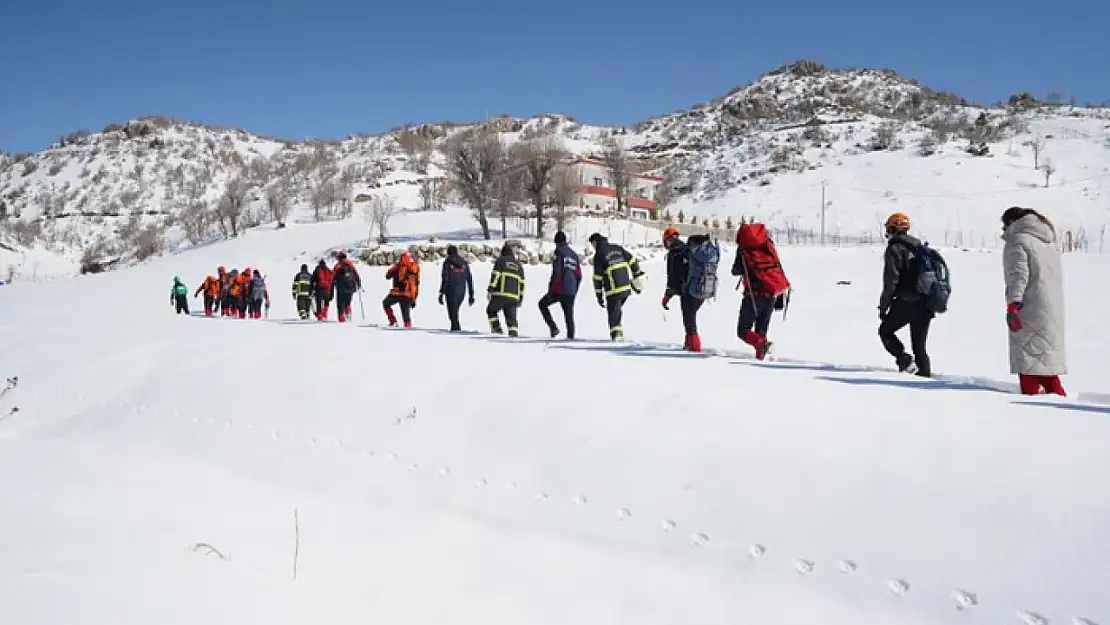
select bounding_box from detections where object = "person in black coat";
[538,230,581,339]
[486,244,525,337]
[438,245,475,332]
[878,212,932,376]
[291,264,313,320]
[588,233,644,341]
[662,228,710,351]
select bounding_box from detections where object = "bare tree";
[362,194,396,244]
[1042,157,1056,187]
[1024,136,1044,169]
[397,130,433,173]
[419,177,447,211]
[599,137,633,217]
[548,164,581,232]
[446,128,505,239]
[266,178,292,226]
[512,137,566,239]
[652,165,679,217]
[216,177,249,237]
[178,200,213,244]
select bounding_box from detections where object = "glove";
[1006,302,1023,332]
[438,293,445,305]
[662,293,673,310]
[468,295,475,306]
[597,294,605,308]
[631,275,645,294]
[411,299,417,309]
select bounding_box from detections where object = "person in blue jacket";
[438,245,475,331]
[538,230,580,339]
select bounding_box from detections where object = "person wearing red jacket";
[731,221,790,360]
[310,259,334,320]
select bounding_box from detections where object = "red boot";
[1042,375,1067,396]
[687,334,702,353]
[404,321,412,329]
[743,331,769,360]
[384,307,397,327]
[337,312,346,323]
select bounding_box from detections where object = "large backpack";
[915,243,951,314]
[683,239,721,300]
[335,262,358,292]
[251,273,266,297]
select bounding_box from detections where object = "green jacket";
[171,281,188,297]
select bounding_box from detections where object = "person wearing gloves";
[486,243,525,337]
[170,276,189,315]
[292,264,313,320]
[438,245,475,332]
[538,230,581,339]
[588,232,644,342]
[1001,206,1067,396]
[383,251,420,328]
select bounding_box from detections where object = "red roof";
[578,185,656,210]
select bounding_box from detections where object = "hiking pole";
[357,289,366,321]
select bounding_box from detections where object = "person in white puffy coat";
[1001,207,1067,396]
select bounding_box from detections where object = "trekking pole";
[357,290,366,321]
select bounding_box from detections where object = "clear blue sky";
[1,0,1107,153]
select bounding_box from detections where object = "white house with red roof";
[566,157,663,220]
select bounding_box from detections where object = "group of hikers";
[172,207,1069,398]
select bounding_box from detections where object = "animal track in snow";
[616,508,632,520]
[534,493,548,502]
[951,589,978,610]
[795,560,815,575]
[838,560,857,574]
[438,467,451,475]
[661,519,676,532]
[1018,611,1048,625]
[692,532,710,547]
[1074,618,1099,625]
[505,481,517,490]
[748,544,765,558]
[474,478,487,489]
[388,452,399,461]
[573,495,588,505]
[888,579,910,595]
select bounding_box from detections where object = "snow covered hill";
[1,211,1109,625]
[2,60,1109,279]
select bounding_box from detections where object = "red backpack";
[315,266,334,291]
[736,223,790,297]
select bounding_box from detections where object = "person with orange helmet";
[216,266,229,315]
[383,251,420,327]
[331,252,362,323]
[878,211,932,376]
[194,274,222,317]
[662,226,716,352]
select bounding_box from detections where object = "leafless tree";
[652,164,680,217]
[1024,136,1044,169]
[419,177,448,211]
[599,137,633,216]
[178,200,213,244]
[362,194,396,244]
[446,128,505,239]
[1042,157,1056,187]
[216,177,249,237]
[511,137,566,239]
[397,130,433,173]
[490,171,523,239]
[266,178,292,226]
[548,164,581,232]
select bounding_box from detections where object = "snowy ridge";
[2,61,1110,278]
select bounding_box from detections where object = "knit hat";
[553,231,567,245]
[300,263,308,272]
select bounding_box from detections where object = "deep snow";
[1,209,1108,625]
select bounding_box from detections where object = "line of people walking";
[182,266,271,319]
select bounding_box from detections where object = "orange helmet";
[218,265,226,273]
[662,226,680,245]
[885,212,910,232]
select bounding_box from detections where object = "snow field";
[1,215,1109,624]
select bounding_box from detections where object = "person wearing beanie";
[878,212,932,376]
[486,243,525,336]
[439,244,475,331]
[588,232,645,341]
[292,263,314,320]
[538,230,581,339]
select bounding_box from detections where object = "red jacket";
[732,223,790,297]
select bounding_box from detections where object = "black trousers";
[383,294,413,324]
[203,294,215,314]
[296,295,313,319]
[679,295,703,336]
[879,300,932,376]
[174,294,189,314]
[249,297,265,317]
[737,294,775,338]
[538,292,576,339]
[486,297,520,334]
[605,291,630,338]
[445,296,464,331]
[314,289,331,315]
[336,291,354,317]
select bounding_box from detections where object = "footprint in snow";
[692,533,710,547]
[474,478,487,489]
[192,417,200,424]
[333,439,343,447]
[388,452,399,461]
[888,579,910,595]
[616,508,632,520]
[407,463,418,473]
[838,560,857,574]
[661,519,677,532]
[795,560,815,575]
[573,495,587,505]
[365,450,375,457]
[535,492,548,502]
[438,467,450,475]
[1018,611,1048,625]
[1074,618,1099,625]
[951,589,977,610]
[505,481,517,490]
[749,544,765,558]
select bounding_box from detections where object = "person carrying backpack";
[234,267,253,319]
[194,274,221,317]
[732,221,790,360]
[170,276,189,315]
[487,244,525,337]
[331,252,362,323]
[1001,207,1066,396]
[310,260,334,320]
[538,230,581,339]
[292,264,313,320]
[216,266,228,315]
[383,251,420,328]
[588,233,645,341]
[662,227,717,352]
[248,269,270,319]
[438,245,475,332]
[878,212,943,377]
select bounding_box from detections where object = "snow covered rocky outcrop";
[2,59,1108,279]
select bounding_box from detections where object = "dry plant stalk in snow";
[293,507,300,581]
[191,542,229,561]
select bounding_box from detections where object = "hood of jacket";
[1003,213,1056,245]
[445,252,468,268]
[888,231,921,249]
[736,223,770,249]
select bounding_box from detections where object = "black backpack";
[336,263,358,292]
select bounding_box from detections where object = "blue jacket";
[440,252,474,301]
[549,244,581,296]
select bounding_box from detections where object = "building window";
[593,177,603,186]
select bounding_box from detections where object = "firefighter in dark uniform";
[486,243,525,337]
[291,263,313,319]
[588,232,645,341]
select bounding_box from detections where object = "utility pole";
[819,181,827,245]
